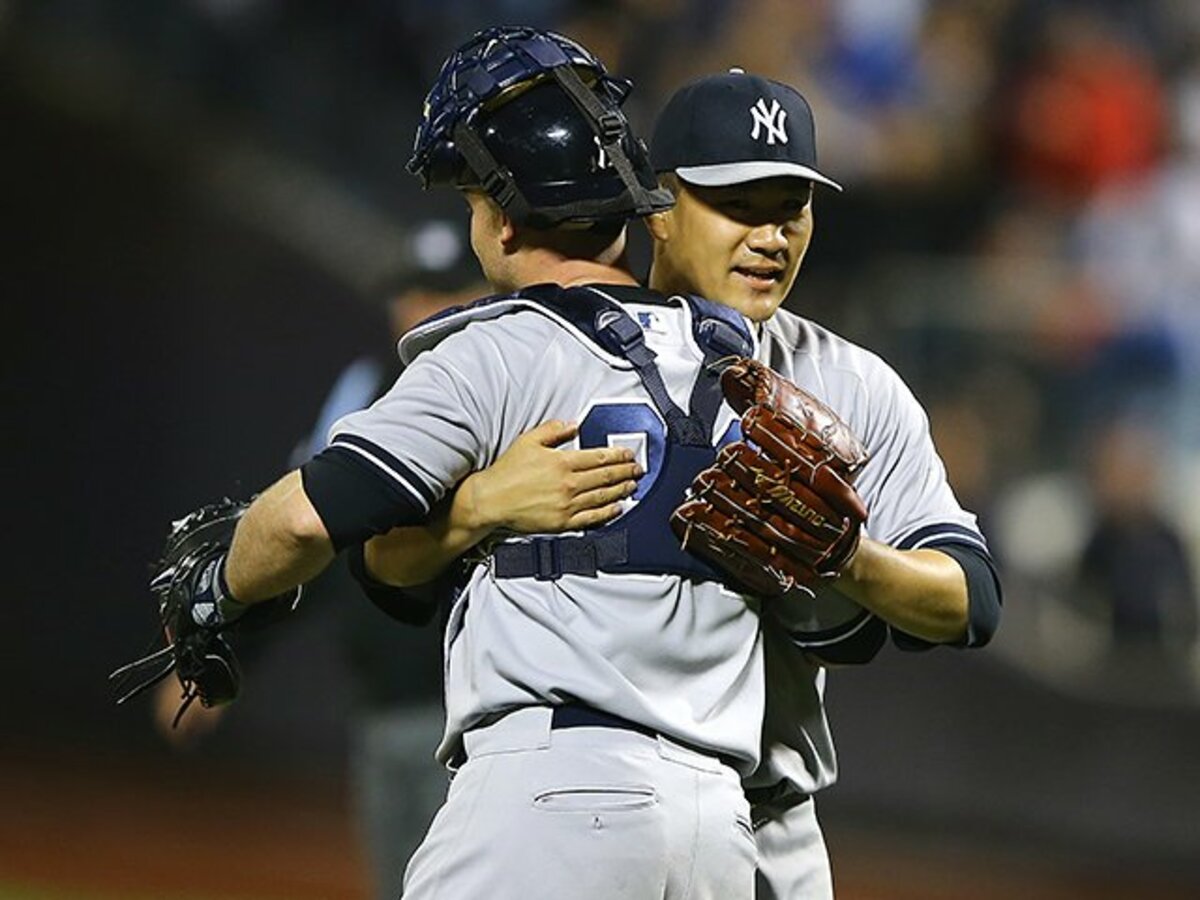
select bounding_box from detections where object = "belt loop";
[534,539,561,581]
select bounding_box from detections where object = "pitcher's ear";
[644,210,672,242]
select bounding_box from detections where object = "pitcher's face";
[649,177,814,322]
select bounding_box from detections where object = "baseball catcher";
[110,498,301,725]
[671,358,870,596]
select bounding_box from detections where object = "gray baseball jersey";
[329,287,767,771]
[328,289,983,798]
[747,306,987,798]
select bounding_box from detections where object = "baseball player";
[150,265,647,900]
[646,71,1001,899]
[363,71,1002,898]
[173,27,769,900]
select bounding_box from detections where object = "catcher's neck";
[505,249,639,292]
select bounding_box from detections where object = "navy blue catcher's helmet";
[407,26,673,228]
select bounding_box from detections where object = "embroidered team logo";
[749,97,788,145]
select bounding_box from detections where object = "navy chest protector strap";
[488,284,753,583]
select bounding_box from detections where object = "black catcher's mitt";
[671,358,870,596]
[110,498,300,725]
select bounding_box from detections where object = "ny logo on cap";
[749,98,788,145]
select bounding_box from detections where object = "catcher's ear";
[497,209,517,247]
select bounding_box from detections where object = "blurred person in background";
[961,3,1198,631]
[1068,37,1200,453]
[648,0,1003,190]
[1001,6,1165,210]
[1015,13,1200,681]
[155,229,486,900]
[1074,419,1198,668]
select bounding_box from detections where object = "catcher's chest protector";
[405,285,754,584]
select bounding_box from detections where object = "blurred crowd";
[8,0,1200,695]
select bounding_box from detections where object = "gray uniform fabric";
[748,308,987,898]
[750,308,986,799]
[333,295,767,771]
[331,291,764,898]
[402,706,756,900]
[329,294,984,899]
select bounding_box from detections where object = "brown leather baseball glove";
[671,358,870,596]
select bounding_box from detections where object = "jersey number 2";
[577,402,742,501]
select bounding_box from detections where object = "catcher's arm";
[363,420,641,587]
[224,470,336,601]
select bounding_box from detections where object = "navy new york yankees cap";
[651,69,842,191]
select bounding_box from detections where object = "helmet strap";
[451,66,673,227]
[549,66,673,217]
[452,120,534,224]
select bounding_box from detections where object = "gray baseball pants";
[752,793,833,899]
[401,705,757,899]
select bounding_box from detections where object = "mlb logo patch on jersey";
[636,310,666,335]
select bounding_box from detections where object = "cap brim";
[676,161,842,192]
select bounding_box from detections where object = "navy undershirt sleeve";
[801,612,888,666]
[300,445,429,552]
[345,541,441,627]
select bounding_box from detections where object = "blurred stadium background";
[2,1,1199,898]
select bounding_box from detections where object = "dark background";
[3,2,1199,898]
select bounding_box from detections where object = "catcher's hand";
[671,358,869,596]
[110,498,300,725]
